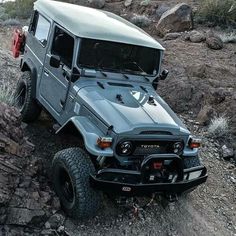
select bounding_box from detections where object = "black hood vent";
[140,131,172,135]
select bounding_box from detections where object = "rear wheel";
[14,71,41,122]
[52,148,101,219]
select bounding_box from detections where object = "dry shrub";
[217,32,236,43]
[3,0,34,19]
[197,0,236,27]
[0,83,14,106]
[208,116,229,138]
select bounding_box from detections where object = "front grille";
[116,139,184,157]
[133,140,175,156]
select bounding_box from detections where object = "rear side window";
[35,15,50,46]
[30,11,50,47]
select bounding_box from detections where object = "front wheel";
[14,71,41,122]
[52,148,101,219]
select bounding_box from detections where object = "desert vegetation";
[197,0,236,27]
[0,83,14,105]
[0,0,33,19]
[208,116,230,138]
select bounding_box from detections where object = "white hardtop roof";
[34,0,165,50]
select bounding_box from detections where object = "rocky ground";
[0,0,236,235]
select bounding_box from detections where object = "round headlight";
[117,141,133,156]
[173,142,184,155]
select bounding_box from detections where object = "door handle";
[44,69,49,77]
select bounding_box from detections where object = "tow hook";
[166,194,178,202]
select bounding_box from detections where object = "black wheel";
[14,71,41,122]
[52,148,101,219]
[183,156,201,168]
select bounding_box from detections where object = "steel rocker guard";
[90,154,208,196]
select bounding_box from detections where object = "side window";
[30,11,50,47]
[51,26,74,69]
[34,15,50,46]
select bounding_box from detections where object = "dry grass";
[197,0,236,27]
[0,83,14,105]
[208,116,229,138]
[217,32,236,43]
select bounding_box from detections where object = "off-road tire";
[14,71,41,122]
[183,156,201,168]
[52,148,101,219]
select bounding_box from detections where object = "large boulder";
[156,3,193,36]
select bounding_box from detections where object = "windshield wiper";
[80,64,107,77]
[96,68,107,77]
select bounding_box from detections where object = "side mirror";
[71,67,80,82]
[159,69,169,80]
[50,55,61,68]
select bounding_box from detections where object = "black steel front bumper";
[90,154,208,196]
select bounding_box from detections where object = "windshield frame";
[77,38,162,78]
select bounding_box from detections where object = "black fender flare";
[21,58,38,97]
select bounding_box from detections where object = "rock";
[212,88,227,104]
[188,31,206,43]
[124,0,132,7]
[221,145,234,160]
[206,36,223,50]
[230,176,236,184]
[51,196,61,211]
[57,225,65,233]
[197,105,214,125]
[88,0,105,9]
[140,0,150,6]
[156,3,193,36]
[40,191,51,204]
[19,176,32,188]
[130,14,151,28]
[163,32,181,41]
[0,103,34,158]
[156,4,170,18]
[185,64,207,78]
[46,213,65,229]
[226,163,235,169]
[40,229,55,236]
[6,208,45,226]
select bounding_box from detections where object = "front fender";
[56,116,113,157]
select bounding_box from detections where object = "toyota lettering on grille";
[141,144,160,149]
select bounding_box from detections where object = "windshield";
[78,39,161,76]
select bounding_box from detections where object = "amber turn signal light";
[189,138,201,149]
[97,137,112,149]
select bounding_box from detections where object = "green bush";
[3,0,34,19]
[197,0,236,27]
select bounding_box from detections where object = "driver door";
[39,25,75,116]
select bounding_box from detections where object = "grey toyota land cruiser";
[13,0,207,219]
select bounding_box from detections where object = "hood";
[77,82,189,135]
